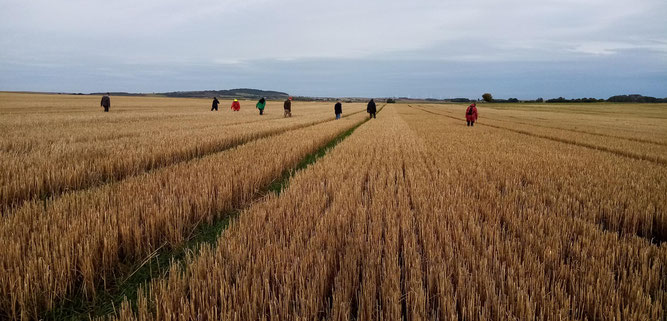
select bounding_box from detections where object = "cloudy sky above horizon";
[1,0,666,99]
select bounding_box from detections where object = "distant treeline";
[607,95,667,103]
[481,94,667,104]
[542,95,667,103]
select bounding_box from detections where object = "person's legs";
[104,106,109,112]
[471,121,474,126]
[260,109,263,115]
[373,112,376,118]
[467,121,470,126]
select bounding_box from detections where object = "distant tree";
[607,94,665,103]
[482,93,493,102]
[546,97,567,103]
[507,98,519,103]
[536,97,544,103]
[386,98,396,103]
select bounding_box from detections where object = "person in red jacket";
[466,103,478,126]
[231,99,241,111]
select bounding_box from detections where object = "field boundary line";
[408,105,667,166]
[40,104,384,321]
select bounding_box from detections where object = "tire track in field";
[408,105,667,166]
[434,108,667,147]
[2,109,367,216]
[42,104,385,321]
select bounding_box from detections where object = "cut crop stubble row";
[109,105,665,321]
[410,105,667,243]
[414,104,667,165]
[0,110,369,320]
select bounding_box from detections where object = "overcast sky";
[1,0,666,99]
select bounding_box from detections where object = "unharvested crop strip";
[43,105,382,321]
[0,110,371,320]
[40,212,238,320]
[409,105,667,166]
[105,105,665,320]
[1,108,366,215]
[267,105,385,195]
[107,105,430,321]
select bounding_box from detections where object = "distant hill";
[88,92,146,96]
[161,88,289,100]
[87,88,289,99]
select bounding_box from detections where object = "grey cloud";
[0,0,665,97]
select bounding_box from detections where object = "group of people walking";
[209,97,377,120]
[212,96,288,116]
[212,97,241,111]
[101,93,477,126]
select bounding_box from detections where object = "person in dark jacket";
[283,97,292,117]
[256,97,266,115]
[466,103,478,126]
[211,97,219,111]
[367,99,376,119]
[100,93,111,112]
[334,100,342,119]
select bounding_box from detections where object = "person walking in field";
[283,96,292,117]
[211,97,219,111]
[100,93,111,112]
[466,103,478,126]
[256,97,266,115]
[367,99,376,119]
[334,100,342,119]
[231,99,241,111]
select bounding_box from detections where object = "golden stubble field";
[0,92,665,320]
